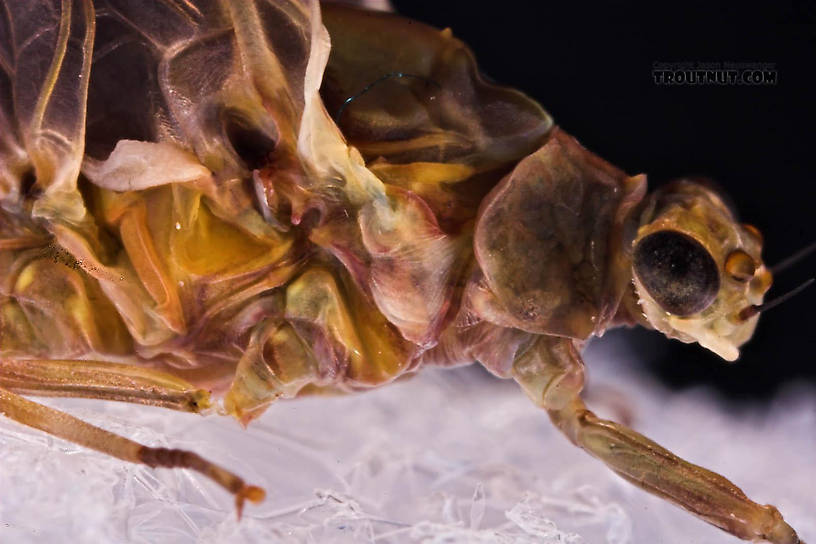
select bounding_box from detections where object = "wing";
[0,0,323,372]
[0,0,94,221]
[320,4,552,170]
[0,0,571,394]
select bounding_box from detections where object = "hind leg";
[0,358,210,411]
[0,359,265,516]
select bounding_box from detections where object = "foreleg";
[512,336,799,544]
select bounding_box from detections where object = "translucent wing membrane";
[320,5,552,169]
[1,0,94,220]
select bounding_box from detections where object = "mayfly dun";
[0,0,812,541]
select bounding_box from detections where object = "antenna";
[737,277,815,321]
[770,240,816,275]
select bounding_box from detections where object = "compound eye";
[633,231,720,316]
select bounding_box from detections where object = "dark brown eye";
[633,231,720,316]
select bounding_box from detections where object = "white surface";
[0,330,813,543]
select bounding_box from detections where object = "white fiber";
[0,329,812,543]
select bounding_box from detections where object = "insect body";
[0,1,802,541]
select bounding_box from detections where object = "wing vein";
[0,50,11,75]
[161,0,202,23]
[1,0,16,64]
[104,3,164,53]
[29,0,72,137]
[74,0,95,150]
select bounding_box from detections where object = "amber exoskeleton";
[0,1,801,541]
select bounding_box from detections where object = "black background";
[392,2,816,402]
